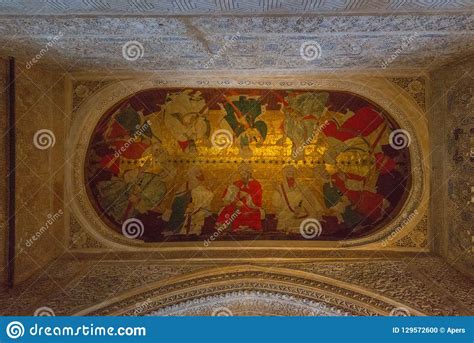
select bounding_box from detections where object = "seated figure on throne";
[272,166,310,234]
[216,163,263,231]
[163,167,213,236]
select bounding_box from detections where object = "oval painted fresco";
[85,88,411,242]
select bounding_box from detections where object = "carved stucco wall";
[0,58,8,287]
[13,64,67,284]
[0,12,472,72]
[430,56,474,277]
[1,1,472,15]
[0,256,472,316]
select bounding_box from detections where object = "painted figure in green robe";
[220,95,268,157]
[97,163,168,222]
[162,167,213,236]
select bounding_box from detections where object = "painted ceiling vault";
[85,87,411,242]
[0,0,473,320]
[0,1,472,72]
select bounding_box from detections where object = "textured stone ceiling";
[1,0,473,15]
[0,0,473,72]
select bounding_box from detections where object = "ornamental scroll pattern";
[146,291,353,316]
[388,77,426,111]
[72,80,114,119]
[85,271,388,316]
[69,215,104,249]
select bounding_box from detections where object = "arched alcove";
[73,265,426,316]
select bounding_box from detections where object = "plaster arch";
[73,264,426,316]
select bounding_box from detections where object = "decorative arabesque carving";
[72,80,114,117]
[444,70,474,273]
[146,291,353,316]
[1,1,472,15]
[1,258,472,316]
[76,266,424,317]
[388,77,426,110]
[69,215,105,249]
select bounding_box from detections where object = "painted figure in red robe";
[216,163,263,231]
